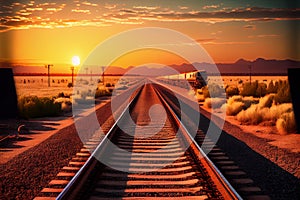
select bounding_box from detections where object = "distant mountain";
[175,58,300,75]
[215,58,300,75]
[2,58,300,76]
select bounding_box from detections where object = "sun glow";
[72,56,80,66]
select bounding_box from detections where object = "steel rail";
[154,86,242,200]
[56,85,144,200]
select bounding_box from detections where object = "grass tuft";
[276,112,296,135]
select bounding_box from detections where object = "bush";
[274,80,291,104]
[202,86,210,98]
[95,88,112,98]
[57,92,65,98]
[242,96,259,109]
[240,81,267,97]
[225,101,245,116]
[267,81,278,94]
[257,94,275,108]
[54,97,72,112]
[236,104,265,125]
[208,83,224,98]
[227,95,243,105]
[276,112,296,135]
[240,81,257,96]
[204,98,226,109]
[226,85,239,97]
[263,103,293,122]
[18,96,61,118]
[203,83,224,98]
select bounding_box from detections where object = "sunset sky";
[0,0,299,73]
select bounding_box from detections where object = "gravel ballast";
[0,100,113,200]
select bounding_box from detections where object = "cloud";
[248,34,280,38]
[243,24,256,30]
[104,4,117,9]
[0,3,299,33]
[203,5,220,9]
[71,8,91,14]
[179,6,188,10]
[133,6,160,10]
[82,1,98,7]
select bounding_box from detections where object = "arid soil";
[0,95,299,199]
[0,99,112,200]
[200,105,300,199]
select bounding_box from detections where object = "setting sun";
[72,56,80,66]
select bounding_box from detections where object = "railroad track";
[154,83,270,200]
[35,83,240,199]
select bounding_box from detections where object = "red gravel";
[199,107,300,199]
[0,124,82,200]
[0,100,113,200]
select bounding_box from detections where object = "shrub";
[256,83,267,97]
[18,96,61,118]
[236,104,265,125]
[105,83,112,87]
[242,96,259,109]
[267,81,278,94]
[227,95,243,105]
[202,83,224,98]
[257,94,275,108]
[276,112,296,135]
[196,89,205,102]
[240,81,267,97]
[204,98,226,109]
[57,92,65,98]
[54,97,72,112]
[208,83,224,98]
[226,85,239,97]
[274,80,291,104]
[202,86,210,98]
[95,88,112,98]
[225,101,245,116]
[263,103,293,121]
[240,81,257,97]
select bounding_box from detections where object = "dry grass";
[54,97,72,112]
[236,104,265,124]
[276,112,297,135]
[204,98,226,109]
[223,101,245,116]
[258,94,275,108]
[263,103,293,121]
[236,102,294,128]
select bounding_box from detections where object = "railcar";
[158,70,207,89]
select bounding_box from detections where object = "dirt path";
[0,98,110,165]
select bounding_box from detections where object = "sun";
[72,56,80,66]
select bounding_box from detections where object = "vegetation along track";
[37,82,239,199]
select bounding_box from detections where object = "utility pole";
[101,66,105,85]
[70,66,74,87]
[248,64,252,84]
[45,64,53,87]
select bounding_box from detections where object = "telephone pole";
[45,64,53,87]
[248,65,252,84]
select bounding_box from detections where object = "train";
[157,70,207,89]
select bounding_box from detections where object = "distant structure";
[45,64,53,87]
[0,68,18,118]
[288,68,300,133]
